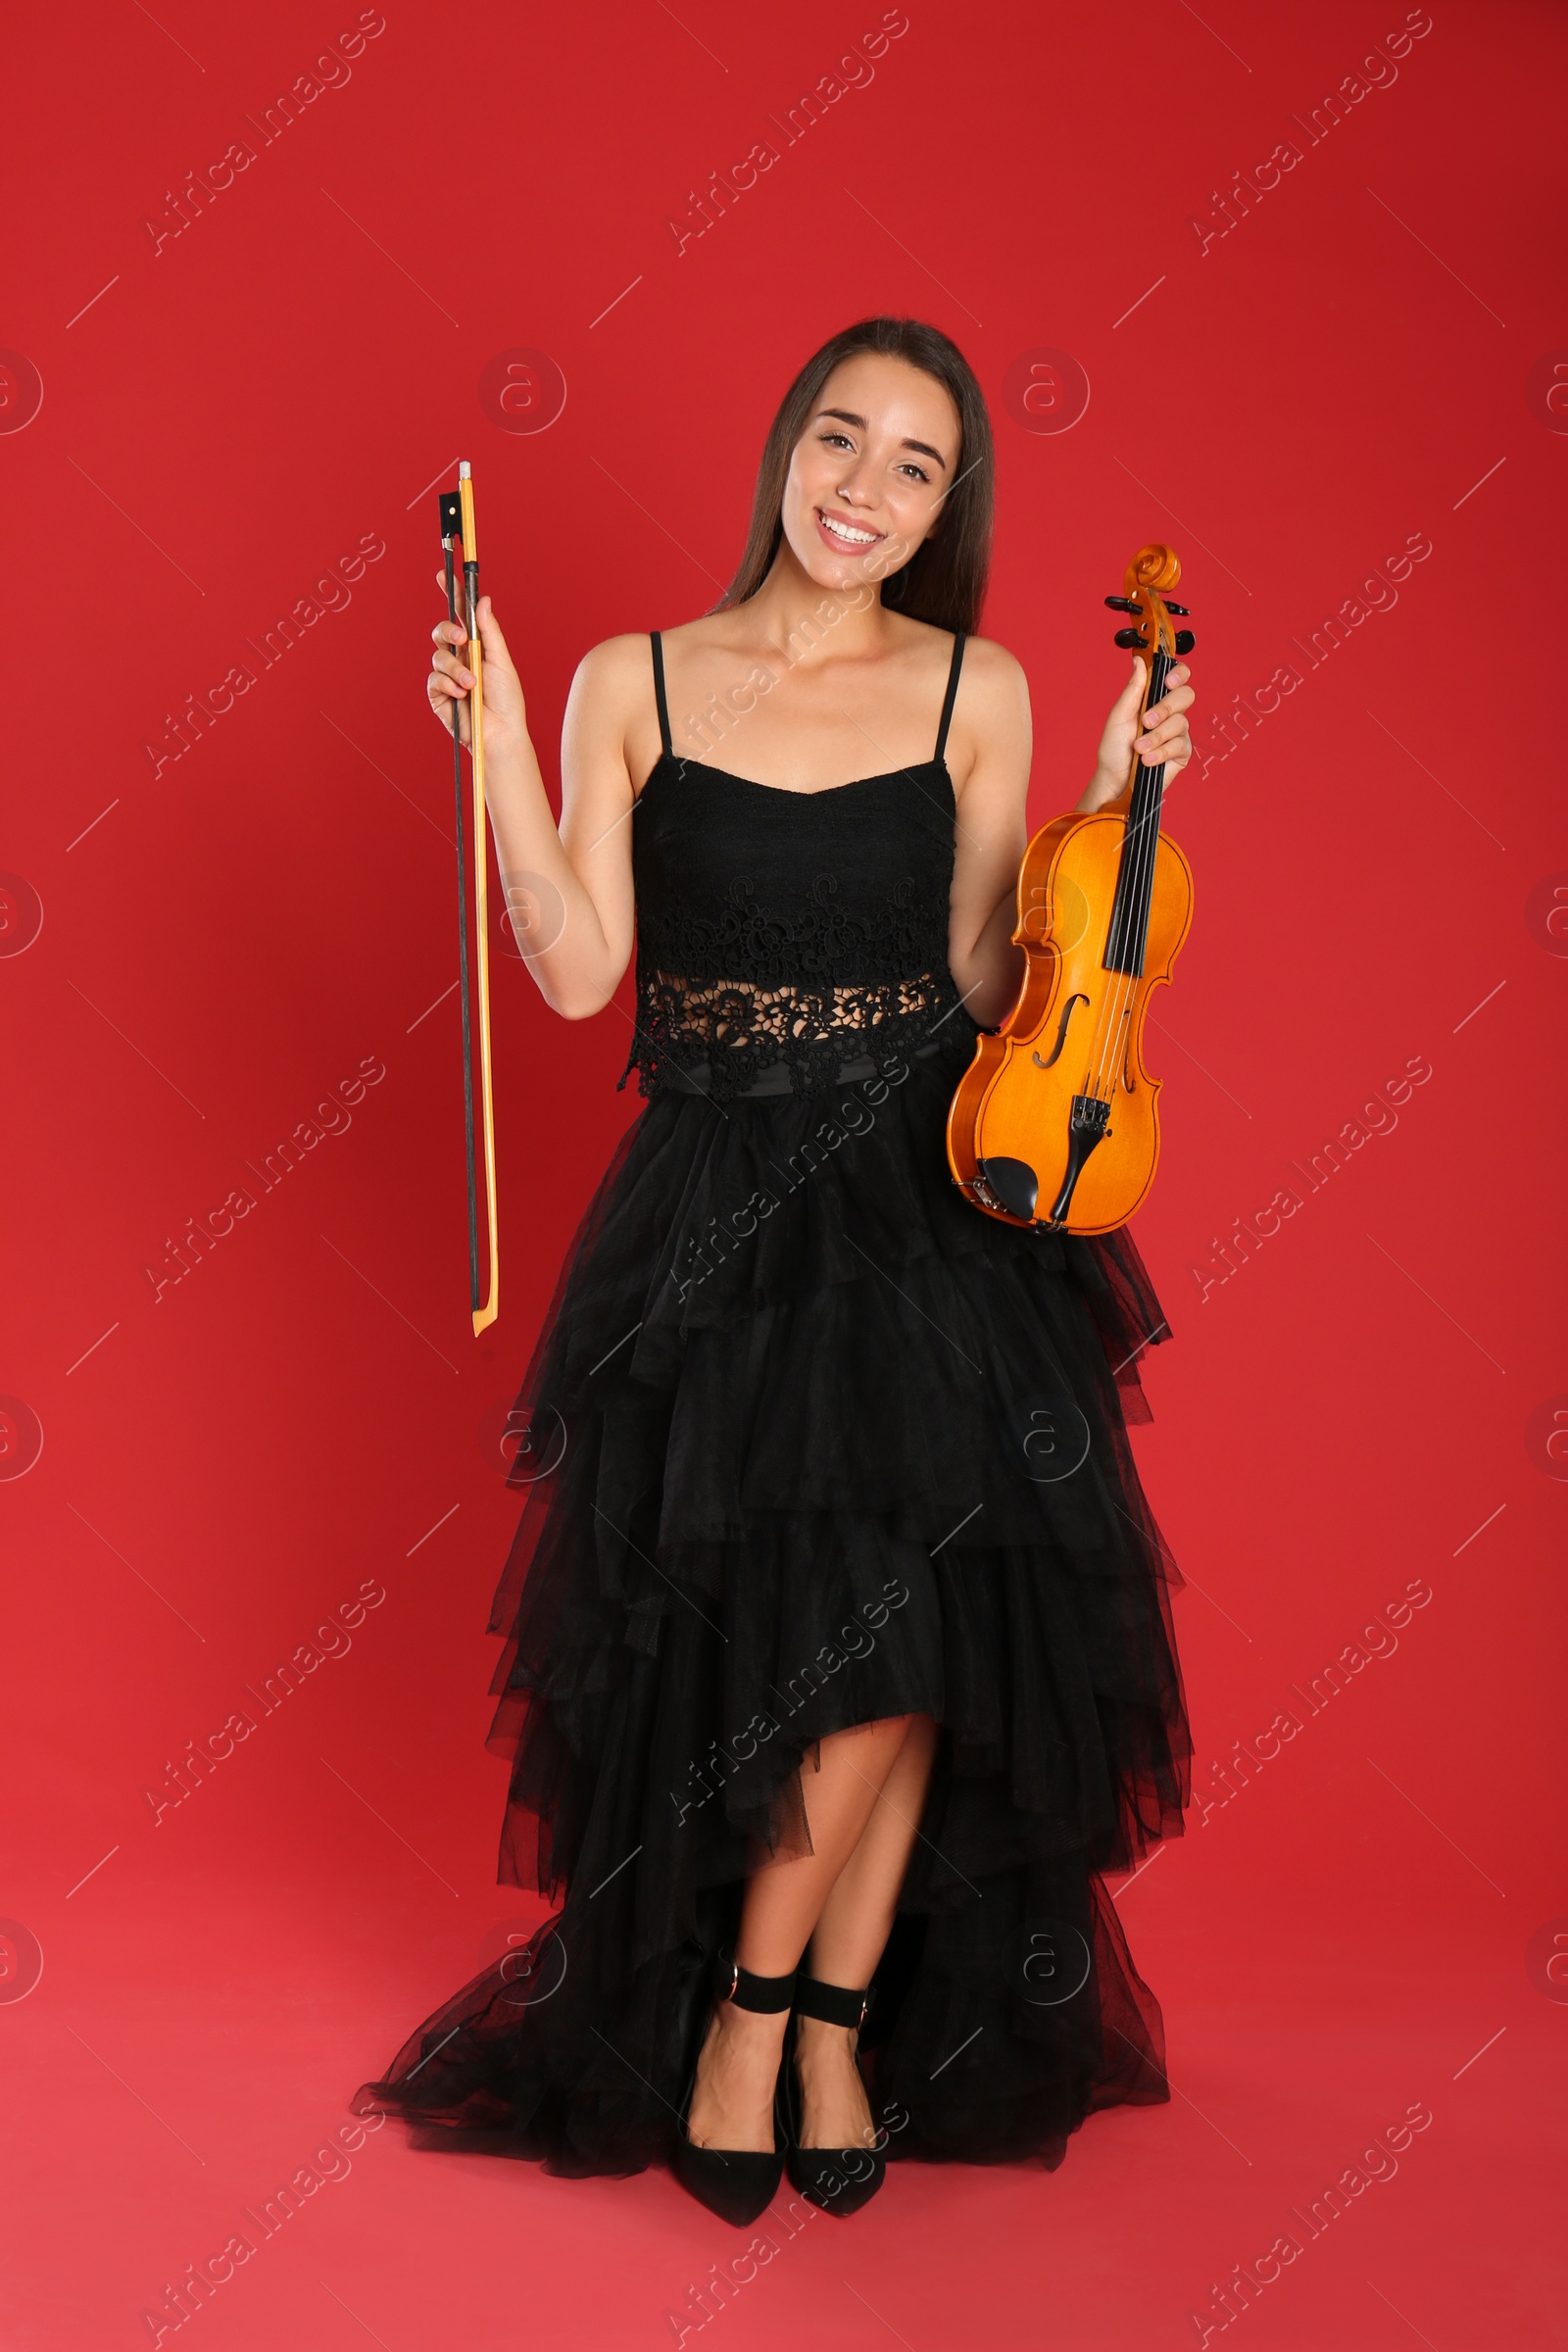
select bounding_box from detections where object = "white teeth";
[820,513,878,546]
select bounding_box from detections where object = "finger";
[432,651,475,689]
[431,617,468,650]
[1109,657,1146,713]
[474,594,513,662]
[1142,713,1189,747]
[1143,682,1196,728]
[428,677,468,742]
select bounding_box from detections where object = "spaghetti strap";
[935,630,966,762]
[650,631,673,760]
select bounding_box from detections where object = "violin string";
[1085,618,1170,1103]
[1080,858,1125,1097]
[1081,617,1158,1099]
[1120,644,1167,1066]
[1083,584,1158,1097]
[1111,636,1172,1093]
[1079,671,1137,1101]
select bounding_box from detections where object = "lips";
[814,507,884,552]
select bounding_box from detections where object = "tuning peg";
[1174,630,1195,656]
[1163,600,1190,616]
[1105,595,1142,613]
[1113,626,1146,649]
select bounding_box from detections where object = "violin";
[946,543,1196,1236]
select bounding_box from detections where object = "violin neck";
[1103,646,1173,979]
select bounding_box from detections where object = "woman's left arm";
[947,643,1196,1031]
[945,637,1033,1031]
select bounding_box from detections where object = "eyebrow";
[815,408,951,470]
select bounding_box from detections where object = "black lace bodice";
[618,632,968,1103]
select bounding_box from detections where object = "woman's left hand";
[1081,657,1195,811]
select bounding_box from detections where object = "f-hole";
[1033,992,1090,1072]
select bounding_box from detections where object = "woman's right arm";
[429,591,646,1020]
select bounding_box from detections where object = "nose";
[831,453,877,508]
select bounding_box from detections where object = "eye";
[818,430,855,451]
[897,462,932,484]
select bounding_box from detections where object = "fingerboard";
[1102,645,1173,978]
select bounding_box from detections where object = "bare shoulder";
[652,611,734,652]
[569,629,653,710]
[563,630,655,771]
[886,614,1026,704]
[956,631,1030,716]
[950,632,1030,793]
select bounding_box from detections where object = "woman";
[356,316,1195,2224]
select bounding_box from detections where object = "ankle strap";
[794,1972,873,2030]
[718,1948,797,2014]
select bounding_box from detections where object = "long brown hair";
[716,317,994,635]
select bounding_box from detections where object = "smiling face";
[777,351,962,600]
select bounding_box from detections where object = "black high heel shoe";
[782,1973,887,2217]
[673,1948,796,2228]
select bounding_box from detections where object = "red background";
[2,2,1564,2345]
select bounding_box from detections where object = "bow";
[437,463,499,1334]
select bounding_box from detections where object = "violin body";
[946,811,1192,1234]
[947,542,1195,1238]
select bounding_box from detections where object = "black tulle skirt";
[354,1021,1192,2174]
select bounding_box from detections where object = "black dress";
[356,628,1192,2174]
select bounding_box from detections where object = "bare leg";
[796,1711,940,2150]
[685,1714,916,2153]
[808,1711,940,1987]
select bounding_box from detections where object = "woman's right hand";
[428,580,527,765]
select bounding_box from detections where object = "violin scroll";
[1103,543,1195,662]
